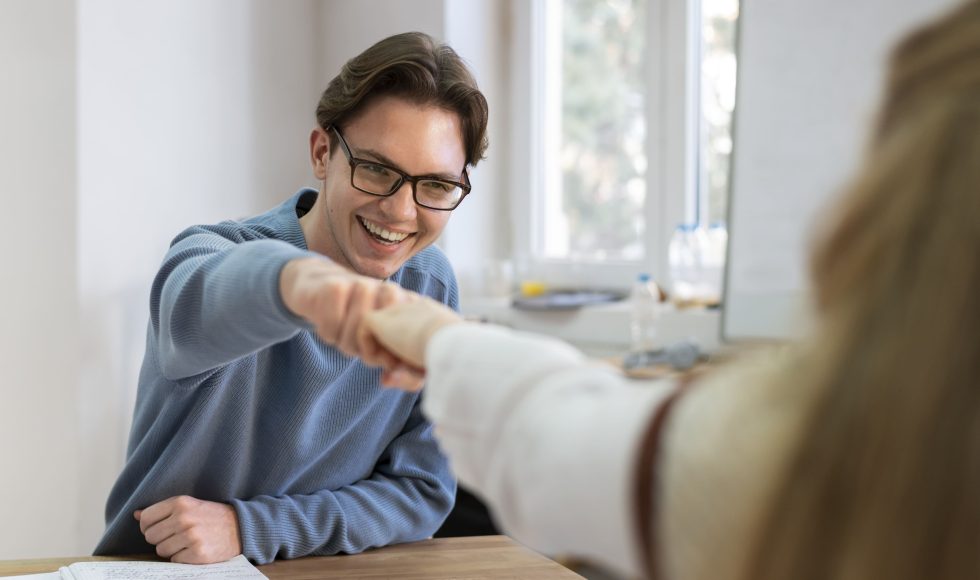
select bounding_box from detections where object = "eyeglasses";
[328,125,471,211]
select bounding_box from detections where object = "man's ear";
[310,127,331,180]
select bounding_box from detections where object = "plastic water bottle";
[668,224,698,305]
[629,273,662,354]
[702,222,728,304]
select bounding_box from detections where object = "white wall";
[442,0,512,298]
[723,0,961,340]
[0,0,81,559]
[74,0,320,554]
[0,0,320,558]
[318,0,443,77]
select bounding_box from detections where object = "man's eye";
[363,163,392,177]
[421,180,454,193]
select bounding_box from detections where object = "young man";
[94,32,489,565]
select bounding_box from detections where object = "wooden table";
[0,535,583,579]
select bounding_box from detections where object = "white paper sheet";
[8,555,266,580]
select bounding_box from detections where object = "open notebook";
[6,555,266,580]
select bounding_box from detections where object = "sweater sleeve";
[657,349,806,580]
[229,396,455,564]
[421,323,678,579]
[150,226,313,380]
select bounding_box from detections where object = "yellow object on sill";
[519,280,548,297]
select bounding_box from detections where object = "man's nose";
[378,181,418,221]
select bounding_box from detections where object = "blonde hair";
[742,2,980,579]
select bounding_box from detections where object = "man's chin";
[348,239,422,279]
[351,259,404,281]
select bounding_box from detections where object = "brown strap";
[634,375,698,580]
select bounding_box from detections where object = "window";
[699,0,738,226]
[540,0,648,262]
[509,0,739,289]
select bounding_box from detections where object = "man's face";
[304,96,466,279]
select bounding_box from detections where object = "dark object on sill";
[511,289,625,311]
[623,340,703,371]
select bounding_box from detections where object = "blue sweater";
[95,190,457,563]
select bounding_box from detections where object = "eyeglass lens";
[352,162,464,209]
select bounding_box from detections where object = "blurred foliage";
[701,1,739,225]
[554,0,738,258]
[560,0,647,259]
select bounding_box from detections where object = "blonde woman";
[363,2,980,579]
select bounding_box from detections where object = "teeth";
[360,218,409,243]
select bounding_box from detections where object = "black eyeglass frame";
[327,125,471,211]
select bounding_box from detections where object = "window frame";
[508,0,701,291]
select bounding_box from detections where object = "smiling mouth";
[358,217,412,245]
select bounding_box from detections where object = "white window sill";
[460,296,722,357]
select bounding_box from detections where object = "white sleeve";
[423,323,677,579]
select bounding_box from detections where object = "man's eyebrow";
[357,147,463,182]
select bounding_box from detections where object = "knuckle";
[322,281,348,307]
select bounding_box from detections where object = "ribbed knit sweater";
[94,189,457,564]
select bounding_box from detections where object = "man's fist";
[279,256,414,366]
[365,298,464,391]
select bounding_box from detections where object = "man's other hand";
[134,495,242,564]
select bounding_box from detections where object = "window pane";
[699,0,739,225]
[544,0,647,260]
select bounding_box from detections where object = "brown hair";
[315,31,489,167]
[741,2,980,579]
